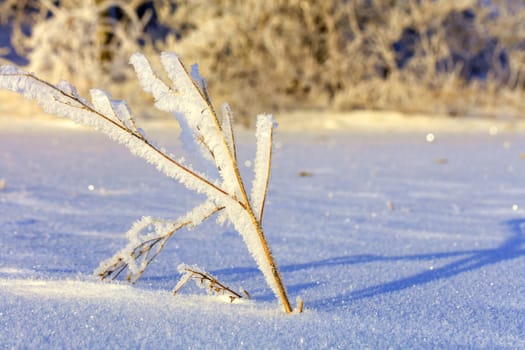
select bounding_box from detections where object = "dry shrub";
[2,0,525,123]
[333,0,525,118]
[0,0,155,115]
[160,0,525,122]
[159,0,357,120]
[3,1,144,87]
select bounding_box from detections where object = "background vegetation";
[1,0,524,124]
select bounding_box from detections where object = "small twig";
[98,205,225,282]
[173,266,249,303]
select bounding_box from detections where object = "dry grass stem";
[173,265,250,303]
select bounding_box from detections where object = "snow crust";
[2,121,525,348]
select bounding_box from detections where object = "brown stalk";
[177,58,293,313]
[173,267,247,302]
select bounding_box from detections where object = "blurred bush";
[1,0,525,123]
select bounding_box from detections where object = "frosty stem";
[247,208,293,313]
[225,136,291,312]
[178,56,293,313]
[221,122,292,314]
[174,266,247,301]
[217,108,292,313]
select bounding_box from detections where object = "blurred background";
[1,0,524,125]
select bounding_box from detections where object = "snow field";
[1,121,525,348]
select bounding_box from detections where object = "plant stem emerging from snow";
[0,52,295,313]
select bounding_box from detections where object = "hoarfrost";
[0,51,293,312]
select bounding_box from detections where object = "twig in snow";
[173,264,250,303]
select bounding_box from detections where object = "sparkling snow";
[1,118,525,348]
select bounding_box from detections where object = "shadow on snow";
[304,218,525,309]
[213,219,525,310]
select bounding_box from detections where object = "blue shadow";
[138,219,525,307]
[304,218,525,309]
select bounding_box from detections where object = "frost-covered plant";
[0,52,295,313]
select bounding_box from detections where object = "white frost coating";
[94,216,159,277]
[159,52,208,115]
[159,53,241,198]
[224,201,282,304]
[183,199,220,226]
[176,112,217,176]
[124,216,155,244]
[215,210,230,226]
[95,200,221,278]
[130,53,239,199]
[221,103,236,160]
[173,263,194,293]
[56,81,88,104]
[0,67,75,108]
[129,53,179,112]
[112,99,139,133]
[0,67,229,204]
[90,89,119,124]
[251,114,275,223]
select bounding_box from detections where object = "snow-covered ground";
[1,117,525,348]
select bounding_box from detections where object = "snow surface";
[1,118,525,348]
